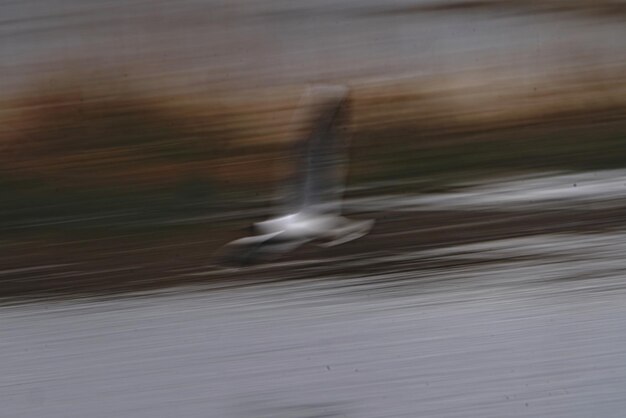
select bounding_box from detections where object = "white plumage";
[219,84,373,265]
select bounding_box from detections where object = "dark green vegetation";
[350,118,626,190]
[0,81,256,234]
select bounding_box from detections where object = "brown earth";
[2,204,626,300]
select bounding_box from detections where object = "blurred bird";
[218,84,374,266]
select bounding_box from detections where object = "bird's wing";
[280,85,351,216]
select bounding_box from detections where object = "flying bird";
[218,85,374,266]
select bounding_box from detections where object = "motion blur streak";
[1,1,626,417]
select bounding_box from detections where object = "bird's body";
[218,84,373,266]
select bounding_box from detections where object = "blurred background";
[2,1,626,417]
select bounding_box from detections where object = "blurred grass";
[349,121,626,187]
[1,70,625,235]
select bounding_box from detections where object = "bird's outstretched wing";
[280,85,351,216]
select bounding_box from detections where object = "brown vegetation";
[1,66,625,198]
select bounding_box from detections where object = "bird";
[218,84,374,266]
